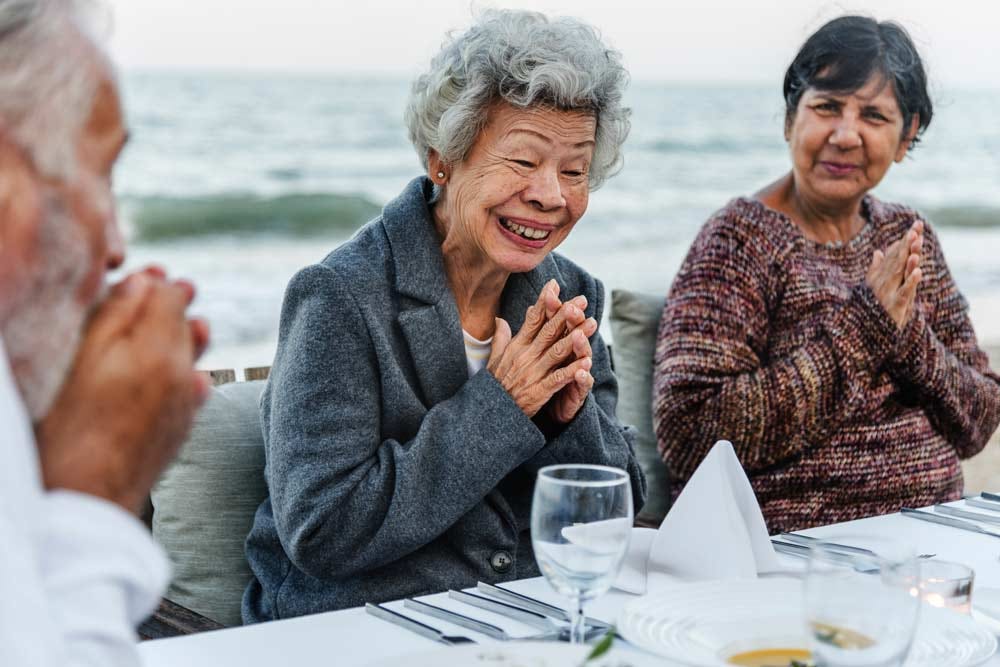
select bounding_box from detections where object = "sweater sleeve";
[652,211,900,478]
[261,264,546,580]
[887,224,1000,458]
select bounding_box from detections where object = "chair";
[609,289,671,525]
[140,367,270,637]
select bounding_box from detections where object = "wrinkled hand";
[866,220,923,330]
[487,280,595,419]
[538,281,598,424]
[35,268,211,514]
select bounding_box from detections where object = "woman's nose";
[524,166,566,211]
[828,116,863,150]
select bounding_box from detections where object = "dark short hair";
[783,15,933,148]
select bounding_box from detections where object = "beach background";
[112,72,1000,371]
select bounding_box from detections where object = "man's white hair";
[0,0,106,180]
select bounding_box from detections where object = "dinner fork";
[365,602,476,645]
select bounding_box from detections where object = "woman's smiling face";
[786,73,917,211]
[433,102,596,275]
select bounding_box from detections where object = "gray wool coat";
[242,177,646,622]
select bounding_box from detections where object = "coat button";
[490,550,513,573]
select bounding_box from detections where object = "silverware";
[449,590,558,633]
[771,539,879,574]
[448,590,605,642]
[902,507,1000,539]
[967,497,1000,513]
[403,598,560,642]
[365,602,476,645]
[981,492,1000,503]
[777,532,877,557]
[936,503,1000,526]
[476,582,612,631]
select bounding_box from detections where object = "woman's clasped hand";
[866,220,923,330]
[489,279,598,423]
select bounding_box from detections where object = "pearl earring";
[436,171,446,179]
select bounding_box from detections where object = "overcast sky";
[106,1,1000,88]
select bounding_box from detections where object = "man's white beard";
[2,194,93,421]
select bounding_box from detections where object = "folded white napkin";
[615,440,780,595]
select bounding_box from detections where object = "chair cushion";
[610,289,671,523]
[151,380,267,626]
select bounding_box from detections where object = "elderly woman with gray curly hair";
[242,9,646,621]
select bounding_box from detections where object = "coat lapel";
[383,178,468,407]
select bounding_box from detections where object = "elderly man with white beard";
[0,1,210,664]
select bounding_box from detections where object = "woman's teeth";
[500,217,550,240]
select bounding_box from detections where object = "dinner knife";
[403,598,511,641]
[476,582,612,631]
[982,492,1000,504]
[966,497,1000,513]
[448,590,557,632]
[777,532,877,557]
[935,503,1000,526]
[901,507,1000,538]
[365,602,475,645]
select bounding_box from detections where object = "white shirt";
[0,337,170,666]
[462,329,493,378]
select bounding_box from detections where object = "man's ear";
[0,125,45,309]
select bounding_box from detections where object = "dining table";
[138,499,1000,666]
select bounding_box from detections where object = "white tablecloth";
[138,502,1000,666]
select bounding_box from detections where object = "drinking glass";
[804,535,922,667]
[531,464,632,644]
[916,559,974,614]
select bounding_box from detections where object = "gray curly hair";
[405,9,630,191]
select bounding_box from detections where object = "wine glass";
[804,535,922,667]
[531,464,632,644]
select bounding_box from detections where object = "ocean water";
[113,71,1000,370]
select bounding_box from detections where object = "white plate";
[618,577,996,667]
[363,641,658,667]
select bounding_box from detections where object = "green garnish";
[583,627,616,663]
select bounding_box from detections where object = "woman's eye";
[815,102,839,113]
[865,111,888,122]
[562,170,584,178]
[512,159,535,168]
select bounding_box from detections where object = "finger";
[904,251,920,277]
[542,355,593,393]
[142,264,168,280]
[568,327,593,362]
[86,272,155,340]
[189,318,211,360]
[173,278,197,306]
[137,281,195,351]
[487,317,512,373]
[192,370,212,405]
[543,279,562,319]
[866,250,882,285]
[533,300,586,354]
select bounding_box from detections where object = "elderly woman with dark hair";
[653,16,1000,533]
[242,9,645,621]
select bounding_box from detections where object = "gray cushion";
[151,380,267,626]
[610,289,671,522]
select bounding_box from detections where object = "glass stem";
[569,592,586,644]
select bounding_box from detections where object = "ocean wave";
[124,192,382,241]
[927,206,1000,228]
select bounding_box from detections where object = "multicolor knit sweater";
[653,196,1000,533]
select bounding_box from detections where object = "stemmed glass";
[805,536,922,667]
[531,464,632,644]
